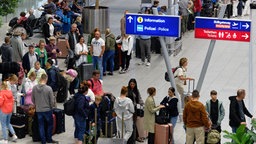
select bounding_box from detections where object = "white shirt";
[75,43,88,66]
[49,23,54,36]
[24,78,38,93]
[28,52,37,70]
[116,35,133,55]
[91,37,105,56]
[174,67,187,86]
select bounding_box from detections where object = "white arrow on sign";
[242,23,250,29]
[242,33,249,39]
[127,16,133,23]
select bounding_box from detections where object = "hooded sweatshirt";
[32,84,54,112]
[0,43,13,62]
[114,97,134,120]
[0,90,14,114]
[105,33,116,51]
[183,100,210,128]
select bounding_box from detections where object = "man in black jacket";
[22,45,39,75]
[229,89,253,133]
[1,36,14,80]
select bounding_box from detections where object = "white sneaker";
[12,134,18,142]
[137,62,145,65]
[146,62,151,66]
[0,139,8,144]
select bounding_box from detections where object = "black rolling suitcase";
[53,108,65,134]
[9,113,27,139]
[78,63,94,82]
[101,111,117,138]
[97,113,127,144]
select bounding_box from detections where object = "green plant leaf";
[241,133,252,144]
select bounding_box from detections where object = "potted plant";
[223,119,256,144]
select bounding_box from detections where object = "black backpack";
[63,97,75,116]
[165,66,180,82]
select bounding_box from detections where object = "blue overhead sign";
[125,13,180,37]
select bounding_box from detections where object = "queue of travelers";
[0,0,254,144]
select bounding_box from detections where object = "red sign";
[195,28,250,42]
[195,17,251,42]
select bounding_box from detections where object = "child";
[7,74,23,107]
[0,81,18,143]
[88,96,103,139]
[205,90,225,144]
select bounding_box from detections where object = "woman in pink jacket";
[0,81,18,143]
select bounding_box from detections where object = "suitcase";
[9,113,28,139]
[78,63,94,82]
[10,113,28,135]
[155,123,173,144]
[53,108,65,134]
[56,38,68,59]
[97,138,127,144]
[97,112,127,144]
[101,116,117,138]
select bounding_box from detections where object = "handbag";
[136,107,144,117]
[155,108,169,124]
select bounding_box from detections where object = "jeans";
[92,56,103,80]
[194,12,201,17]
[0,110,15,140]
[170,116,178,128]
[73,117,86,141]
[231,126,238,133]
[37,110,53,144]
[170,116,178,144]
[103,50,115,73]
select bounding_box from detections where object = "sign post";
[126,12,182,112]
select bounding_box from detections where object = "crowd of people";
[0,0,254,144]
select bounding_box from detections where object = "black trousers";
[121,51,131,70]
[148,132,154,144]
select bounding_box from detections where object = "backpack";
[54,68,67,89]
[63,97,75,116]
[207,129,220,143]
[164,66,180,82]
[88,78,101,89]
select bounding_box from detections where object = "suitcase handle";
[187,79,195,93]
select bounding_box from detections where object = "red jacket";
[0,90,14,114]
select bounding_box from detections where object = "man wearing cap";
[10,31,24,63]
[22,45,39,75]
[45,36,62,66]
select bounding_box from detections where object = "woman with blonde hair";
[74,16,83,35]
[24,71,38,105]
[0,81,18,143]
[174,57,194,108]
